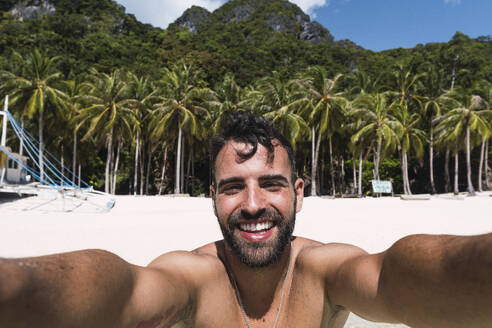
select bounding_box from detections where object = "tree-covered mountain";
[1,0,491,86]
[0,0,491,196]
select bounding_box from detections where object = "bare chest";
[173,271,349,328]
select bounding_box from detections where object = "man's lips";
[237,220,276,242]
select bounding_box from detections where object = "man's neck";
[223,243,293,319]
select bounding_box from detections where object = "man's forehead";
[215,140,290,175]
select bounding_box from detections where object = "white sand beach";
[1,192,491,327]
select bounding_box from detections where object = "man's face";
[211,140,304,268]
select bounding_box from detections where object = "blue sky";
[115,0,492,51]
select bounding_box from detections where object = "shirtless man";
[0,112,491,328]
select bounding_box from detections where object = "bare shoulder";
[147,241,224,283]
[293,237,369,280]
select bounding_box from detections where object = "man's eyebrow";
[217,177,244,190]
[258,174,289,184]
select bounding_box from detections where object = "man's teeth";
[239,221,274,232]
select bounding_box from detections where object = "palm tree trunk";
[72,131,77,186]
[311,127,317,196]
[175,126,182,194]
[145,143,151,195]
[402,151,412,195]
[352,153,357,194]
[313,129,322,196]
[329,136,335,196]
[340,157,345,195]
[104,128,113,194]
[477,138,486,192]
[429,123,436,194]
[159,146,168,195]
[133,131,139,195]
[465,126,475,195]
[374,139,382,180]
[454,152,459,195]
[78,164,81,188]
[191,149,195,191]
[186,147,192,194]
[358,152,363,196]
[445,148,451,193]
[39,111,44,183]
[320,146,325,193]
[486,139,490,190]
[112,140,121,194]
[401,151,407,194]
[140,143,145,196]
[180,136,185,194]
[110,141,116,194]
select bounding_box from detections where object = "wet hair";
[210,111,296,186]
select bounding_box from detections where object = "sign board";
[371,180,392,193]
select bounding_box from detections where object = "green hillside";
[0,0,491,196]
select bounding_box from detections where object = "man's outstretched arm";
[0,249,195,328]
[325,233,492,327]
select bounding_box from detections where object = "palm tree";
[299,66,347,196]
[421,67,447,194]
[472,80,492,192]
[209,73,248,134]
[346,69,382,96]
[77,68,136,194]
[350,93,400,182]
[436,88,492,196]
[62,79,85,186]
[126,72,157,195]
[391,103,427,194]
[390,63,425,108]
[255,72,309,148]
[151,62,211,194]
[0,48,66,182]
[345,115,370,196]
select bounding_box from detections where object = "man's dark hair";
[210,111,296,185]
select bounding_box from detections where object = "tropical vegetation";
[0,0,491,196]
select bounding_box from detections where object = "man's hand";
[325,233,492,327]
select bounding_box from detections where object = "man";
[0,112,491,328]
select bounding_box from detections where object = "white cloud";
[116,0,226,29]
[290,0,328,15]
[116,0,330,29]
[444,0,462,5]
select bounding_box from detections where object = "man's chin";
[227,233,288,268]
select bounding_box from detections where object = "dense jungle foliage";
[0,0,491,196]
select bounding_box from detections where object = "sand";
[1,192,491,327]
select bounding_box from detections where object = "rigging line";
[8,112,89,188]
[6,120,59,186]
[5,110,88,187]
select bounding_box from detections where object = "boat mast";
[1,96,7,147]
[0,96,8,184]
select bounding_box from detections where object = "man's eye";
[223,185,242,194]
[262,182,282,190]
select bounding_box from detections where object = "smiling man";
[1,112,492,328]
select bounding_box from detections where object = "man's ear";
[294,178,304,213]
[210,185,217,217]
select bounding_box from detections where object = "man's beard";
[217,201,296,268]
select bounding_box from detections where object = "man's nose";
[241,186,266,219]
